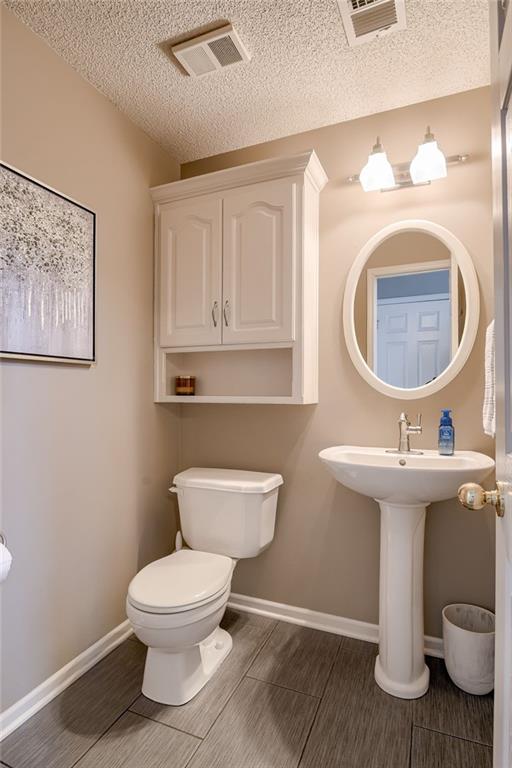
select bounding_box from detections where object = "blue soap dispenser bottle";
[438,409,455,456]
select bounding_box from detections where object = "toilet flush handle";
[168,486,178,494]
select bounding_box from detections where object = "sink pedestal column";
[374,501,430,699]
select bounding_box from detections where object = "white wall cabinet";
[151,151,327,404]
[222,179,295,345]
[159,197,222,347]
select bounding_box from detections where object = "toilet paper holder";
[0,533,6,547]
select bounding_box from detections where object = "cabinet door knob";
[458,482,505,517]
[223,299,230,327]
[211,301,219,327]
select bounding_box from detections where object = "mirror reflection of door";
[369,264,456,388]
[353,231,466,390]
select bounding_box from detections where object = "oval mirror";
[343,220,479,399]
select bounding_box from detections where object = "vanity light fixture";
[359,137,396,192]
[410,126,447,184]
[349,130,468,192]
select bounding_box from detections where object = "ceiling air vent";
[172,24,251,78]
[337,0,406,47]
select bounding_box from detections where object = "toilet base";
[141,626,233,705]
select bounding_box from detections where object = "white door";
[222,179,296,344]
[491,4,512,766]
[159,198,222,347]
[376,296,451,388]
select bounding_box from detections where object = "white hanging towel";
[483,320,496,437]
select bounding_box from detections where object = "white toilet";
[126,467,283,705]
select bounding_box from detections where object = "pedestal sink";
[319,446,495,699]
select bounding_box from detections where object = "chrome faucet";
[387,412,423,454]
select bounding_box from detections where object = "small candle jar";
[175,375,196,396]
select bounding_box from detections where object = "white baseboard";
[1,596,443,741]
[0,620,133,741]
[228,593,444,659]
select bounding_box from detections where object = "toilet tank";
[172,468,283,559]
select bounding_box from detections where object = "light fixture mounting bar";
[347,153,469,190]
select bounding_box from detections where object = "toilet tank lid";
[173,468,283,493]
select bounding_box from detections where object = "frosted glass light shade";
[410,140,447,184]
[359,150,395,192]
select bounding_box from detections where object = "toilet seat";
[126,581,231,634]
[127,549,233,615]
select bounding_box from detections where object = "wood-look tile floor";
[0,609,493,768]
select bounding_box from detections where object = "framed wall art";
[0,163,96,364]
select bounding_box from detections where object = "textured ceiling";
[5,0,490,162]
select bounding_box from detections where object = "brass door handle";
[458,482,505,517]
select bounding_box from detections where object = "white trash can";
[442,604,495,695]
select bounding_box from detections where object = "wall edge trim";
[228,592,444,659]
[0,619,133,740]
[1,596,444,741]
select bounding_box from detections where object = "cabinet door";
[222,179,296,344]
[159,197,222,347]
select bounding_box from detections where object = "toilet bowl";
[127,549,235,705]
[126,468,283,705]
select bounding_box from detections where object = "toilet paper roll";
[0,542,12,583]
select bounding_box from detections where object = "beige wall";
[182,87,495,638]
[0,7,180,710]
